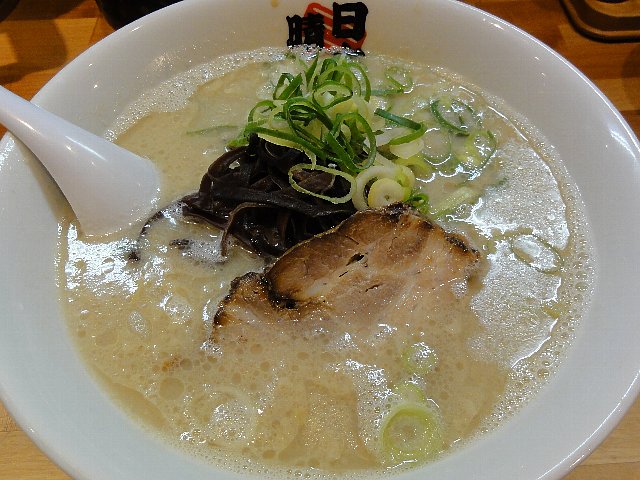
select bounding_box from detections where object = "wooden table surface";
[1,0,639,478]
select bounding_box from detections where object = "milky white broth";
[58,48,594,477]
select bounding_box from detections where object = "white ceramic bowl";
[1,0,639,479]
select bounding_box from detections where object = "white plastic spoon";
[0,85,161,236]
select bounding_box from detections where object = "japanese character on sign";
[332,2,368,41]
[286,2,369,52]
[286,13,325,47]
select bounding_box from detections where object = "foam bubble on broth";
[58,48,595,477]
[105,48,290,141]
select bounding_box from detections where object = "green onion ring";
[288,163,356,204]
[375,108,423,130]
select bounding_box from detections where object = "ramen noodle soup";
[59,48,594,477]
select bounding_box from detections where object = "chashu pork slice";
[211,204,483,336]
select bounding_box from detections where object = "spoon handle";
[0,85,160,236]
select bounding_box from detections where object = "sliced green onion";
[247,125,325,160]
[388,123,427,146]
[371,78,404,97]
[247,100,277,124]
[368,177,410,208]
[375,108,423,130]
[375,109,426,158]
[331,112,377,172]
[402,342,438,374]
[386,66,413,91]
[353,163,414,210]
[226,134,250,149]
[421,126,452,163]
[371,82,404,97]
[353,164,396,210]
[284,97,333,131]
[380,403,443,464]
[406,191,430,215]
[304,53,320,85]
[325,129,356,172]
[389,138,425,159]
[456,130,497,170]
[288,163,356,204]
[371,66,413,96]
[345,60,372,101]
[312,81,353,109]
[394,164,416,188]
[430,99,478,136]
[427,155,462,176]
[429,185,480,217]
[395,155,434,177]
[318,63,367,100]
[186,125,239,136]
[392,382,428,404]
[231,53,502,213]
[274,73,303,100]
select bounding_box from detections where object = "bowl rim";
[1,0,640,479]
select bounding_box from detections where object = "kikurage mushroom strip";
[180,133,356,256]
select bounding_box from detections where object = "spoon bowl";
[0,85,160,236]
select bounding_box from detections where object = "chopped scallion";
[367,177,410,208]
[288,163,356,204]
[380,403,443,464]
[374,108,423,130]
[429,185,480,217]
[430,98,478,136]
[232,52,500,213]
[402,342,438,374]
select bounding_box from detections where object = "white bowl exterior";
[1,0,639,479]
